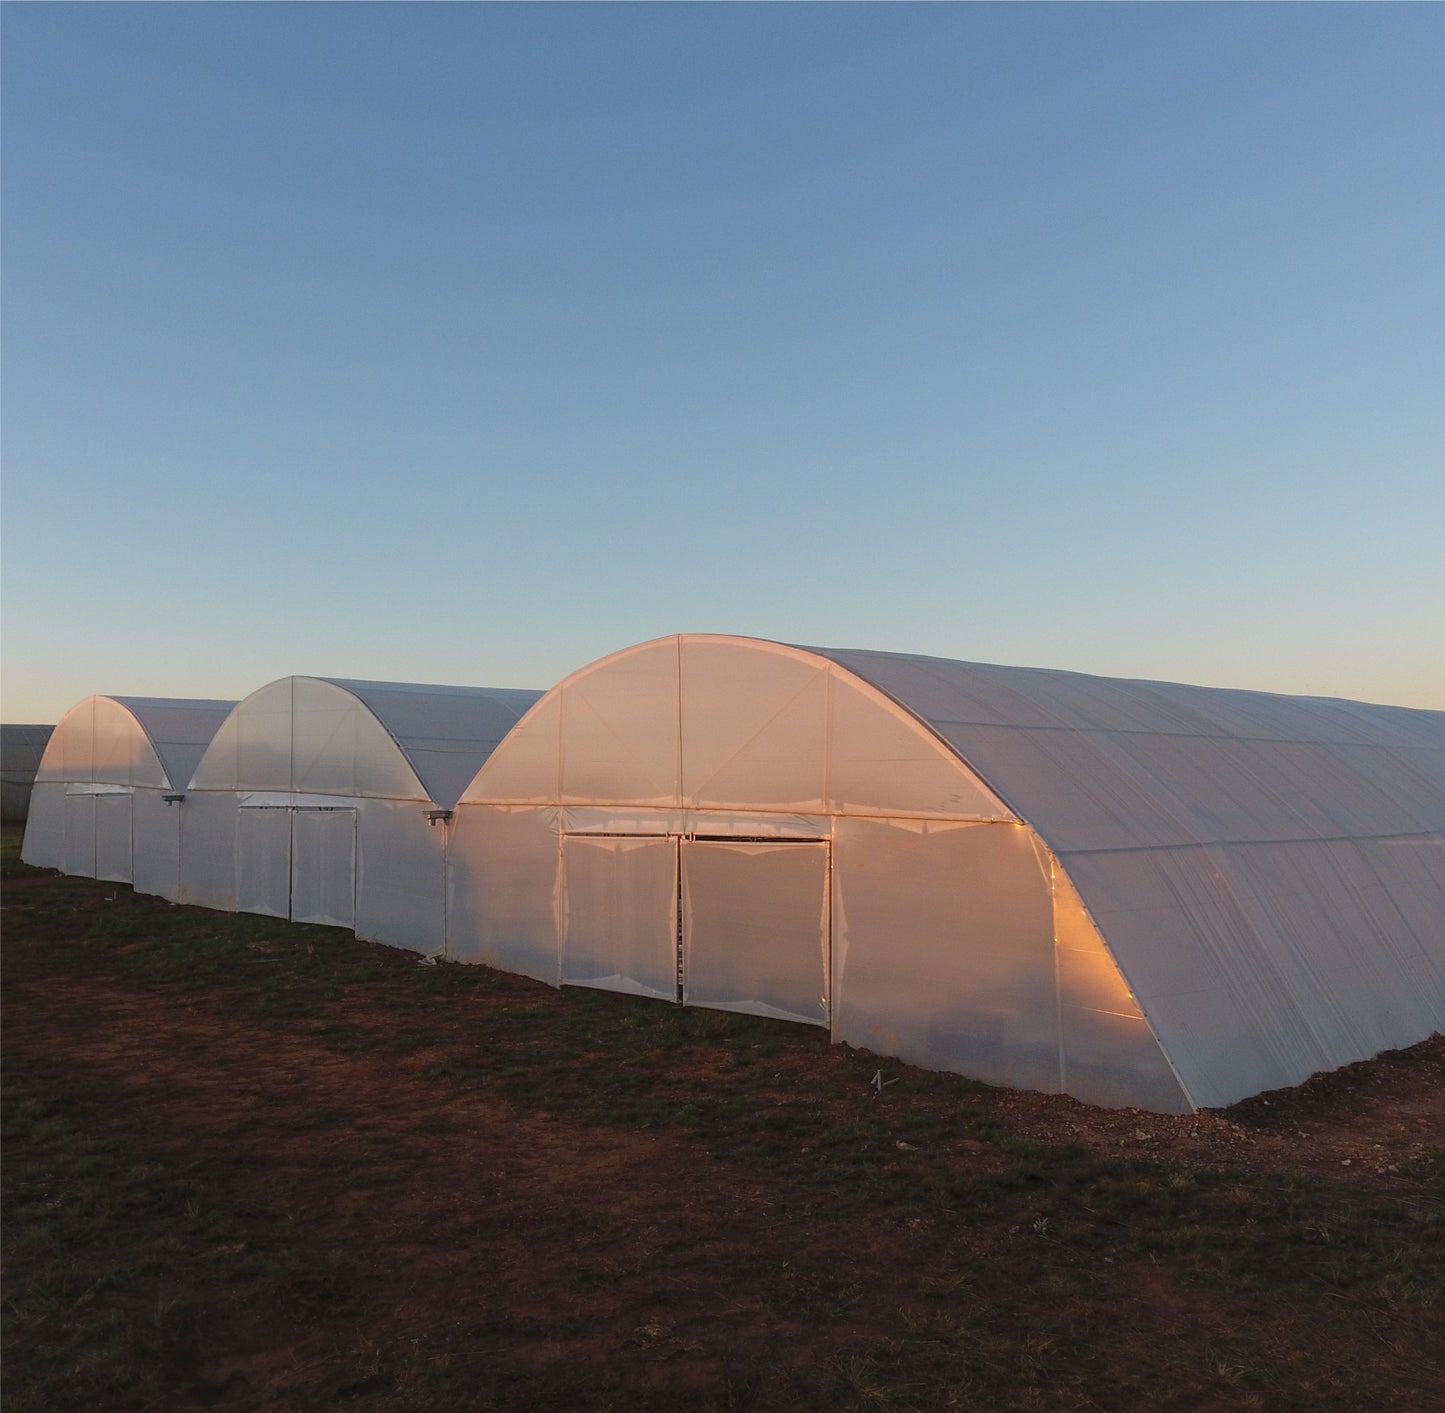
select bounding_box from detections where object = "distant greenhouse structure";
[2,723,55,823]
[177,677,542,954]
[22,697,236,898]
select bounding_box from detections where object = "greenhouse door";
[681,840,831,1029]
[63,792,97,876]
[560,835,677,999]
[237,807,292,919]
[94,793,134,884]
[290,808,356,930]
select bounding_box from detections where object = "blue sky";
[3,2,1442,722]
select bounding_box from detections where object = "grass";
[4,823,1443,1411]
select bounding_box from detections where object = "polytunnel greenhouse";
[178,677,541,952]
[22,696,236,899]
[2,723,55,823]
[446,634,1445,1114]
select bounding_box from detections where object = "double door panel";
[560,835,830,1027]
[236,807,356,929]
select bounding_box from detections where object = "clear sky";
[3,2,1442,723]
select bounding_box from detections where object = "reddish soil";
[3,871,1443,1411]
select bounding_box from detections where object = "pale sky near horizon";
[3,2,1442,723]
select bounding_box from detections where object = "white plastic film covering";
[177,791,240,910]
[63,793,97,877]
[192,677,537,808]
[458,635,1016,823]
[290,808,357,930]
[236,807,291,919]
[561,807,688,836]
[1357,836,1445,957]
[814,644,1445,1108]
[1050,859,1187,1112]
[444,635,1442,1110]
[94,794,134,883]
[325,680,542,810]
[57,704,95,782]
[355,802,446,954]
[680,810,831,840]
[447,806,560,980]
[831,817,1061,1094]
[813,646,1445,850]
[1062,847,1330,1110]
[463,690,562,805]
[680,639,828,810]
[561,640,681,806]
[20,782,65,868]
[682,840,829,1026]
[561,835,677,999]
[192,678,293,791]
[111,698,235,789]
[33,695,232,798]
[827,671,1009,820]
[291,679,371,797]
[131,790,182,902]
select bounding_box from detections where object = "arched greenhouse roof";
[36,696,238,791]
[190,677,544,810]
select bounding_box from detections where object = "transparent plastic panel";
[561,835,676,998]
[131,790,182,901]
[291,808,356,930]
[94,794,134,882]
[64,793,97,876]
[462,689,561,805]
[831,818,1060,1095]
[354,802,445,954]
[680,640,826,811]
[561,640,680,806]
[448,806,560,981]
[177,792,240,910]
[827,671,1010,820]
[20,782,66,868]
[682,840,829,1026]
[236,807,291,919]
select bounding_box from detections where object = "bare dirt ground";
[3,864,1443,1412]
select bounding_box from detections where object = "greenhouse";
[22,696,236,899]
[2,723,55,823]
[446,634,1445,1113]
[178,677,541,953]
